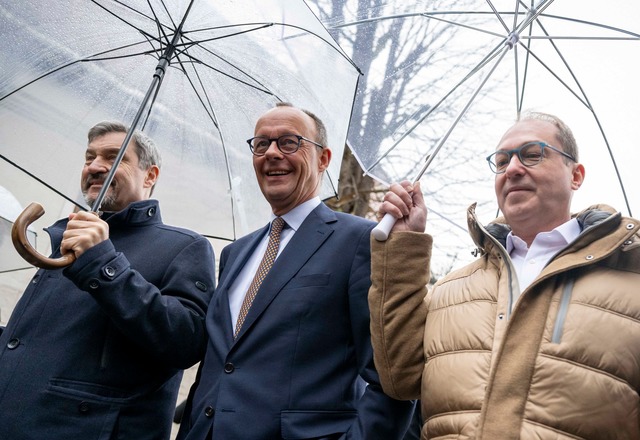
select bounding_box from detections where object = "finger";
[72,210,100,222]
[389,181,414,207]
[382,190,412,217]
[398,180,414,193]
[411,181,426,208]
[381,200,406,219]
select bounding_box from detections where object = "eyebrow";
[85,146,123,156]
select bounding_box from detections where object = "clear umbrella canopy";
[311,0,639,270]
[0,0,359,265]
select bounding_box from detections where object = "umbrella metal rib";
[343,2,637,217]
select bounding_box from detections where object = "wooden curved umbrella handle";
[11,202,76,269]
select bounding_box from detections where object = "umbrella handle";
[371,213,397,242]
[11,202,76,269]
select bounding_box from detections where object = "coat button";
[204,406,214,418]
[224,362,235,373]
[147,207,156,217]
[88,279,100,290]
[78,401,90,413]
[104,266,116,277]
[7,338,20,349]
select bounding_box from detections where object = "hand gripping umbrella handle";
[11,202,76,269]
[371,212,397,242]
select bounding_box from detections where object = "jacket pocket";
[286,273,331,289]
[29,379,131,440]
[281,409,356,439]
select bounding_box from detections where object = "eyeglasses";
[247,134,323,156]
[486,141,576,174]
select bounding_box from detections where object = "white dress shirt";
[228,197,321,330]
[507,218,581,304]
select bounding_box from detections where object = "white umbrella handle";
[371,212,397,241]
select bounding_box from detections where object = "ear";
[570,163,585,190]
[318,147,332,172]
[144,165,160,189]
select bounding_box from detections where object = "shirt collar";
[271,197,321,232]
[506,217,581,253]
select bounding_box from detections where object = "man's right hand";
[60,211,109,259]
[378,181,427,233]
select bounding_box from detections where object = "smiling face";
[81,131,159,212]
[252,106,331,215]
[494,119,585,244]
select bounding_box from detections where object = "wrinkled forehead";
[496,119,559,151]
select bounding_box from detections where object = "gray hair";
[87,121,162,170]
[520,111,579,162]
[275,102,328,147]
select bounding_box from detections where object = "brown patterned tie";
[234,217,286,338]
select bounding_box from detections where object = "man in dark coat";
[0,121,216,440]
[176,103,414,440]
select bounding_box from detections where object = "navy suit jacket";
[177,203,414,439]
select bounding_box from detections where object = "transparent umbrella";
[0,0,359,267]
[310,0,639,250]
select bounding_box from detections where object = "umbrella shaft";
[91,74,161,212]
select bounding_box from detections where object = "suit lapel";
[233,204,337,342]
[215,225,269,345]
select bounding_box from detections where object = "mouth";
[505,186,531,196]
[85,178,114,192]
[265,170,290,177]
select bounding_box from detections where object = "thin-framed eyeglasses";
[486,141,576,174]
[247,134,323,156]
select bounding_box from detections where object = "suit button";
[224,362,234,373]
[7,338,20,349]
[204,406,214,417]
[78,401,90,413]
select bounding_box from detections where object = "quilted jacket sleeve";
[368,231,432,400]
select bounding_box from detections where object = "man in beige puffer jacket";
[369,111,640,439]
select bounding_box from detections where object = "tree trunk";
[325,146,377,218]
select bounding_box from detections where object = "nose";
[86,156,111,173]
[263,139,283,158]
[504,153,525,176]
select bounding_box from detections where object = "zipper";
[551,278,575,343]
[473,220,518,320]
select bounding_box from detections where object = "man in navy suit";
[177,103,415,439]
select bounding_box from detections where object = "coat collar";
[467,203,621,256]
[46,199,162,246]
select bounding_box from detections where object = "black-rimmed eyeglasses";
[247,134,323,156]
[486,141,576,174]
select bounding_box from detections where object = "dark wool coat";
[0,200,215,440]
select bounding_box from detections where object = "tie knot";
[271,217,285,236]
